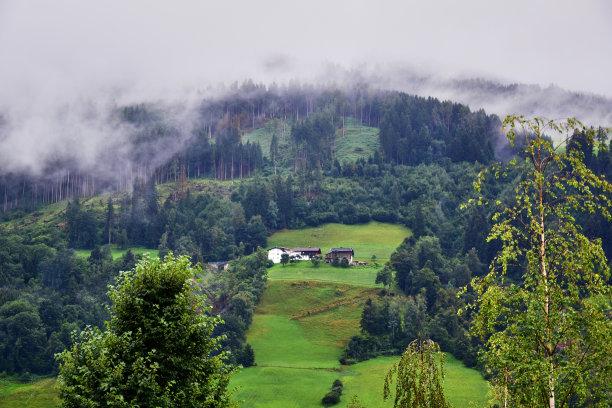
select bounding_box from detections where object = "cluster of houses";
[268,246,366,265]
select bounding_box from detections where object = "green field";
[0,378,59,408]
[335,118,381,164]
[242,119,292,160]
[268,263,384,286]
[268,221,410,263]
[242,117,379,165]
[231,278,491,407]
[74,246,158,260]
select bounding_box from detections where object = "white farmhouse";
[267,247,290,263]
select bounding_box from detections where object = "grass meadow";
[74,246,158,260]
[231,279,491,407]
[0,378,59,408]
[268,263,384,286]
[242,119,293,160]
[242,117,379,166]
[268,221,411,263]
[334,118,381,164]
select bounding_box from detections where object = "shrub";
[322,390,341,406]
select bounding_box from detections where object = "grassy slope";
[0,378,59,408]
[268,221,410,263]
[268,263,382,286]
[335,118,381,164]
[242,117,379,164]
[74,246,158,260]
[242,120,292,160]
[231,279,490,407]
[236,223,487,406]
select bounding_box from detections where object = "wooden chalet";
[324,248,354,263]
[291,247,322,260]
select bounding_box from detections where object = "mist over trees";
[1,83,501,213]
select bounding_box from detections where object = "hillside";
[229,223,490,407]
[230,278,490,407]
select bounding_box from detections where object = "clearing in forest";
[268,221,410,264]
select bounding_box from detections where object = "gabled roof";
[330,248,354,253]
[268,246,290,252]
[292,247,321,252]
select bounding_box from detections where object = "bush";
[237,343,256,367]
[321,379,343,406]
[322,390,341,406]
[331,379,343,393]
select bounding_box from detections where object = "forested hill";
[3,82,612,381]
[1,84,501,212]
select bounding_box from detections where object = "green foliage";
[236,343,255,368]
[375,266,393,293]
[280,252,289,266]
[322,378,344,406]
[469,116,612,407]
[311,255,322,267]
[56,254,235,407]
[383,338,451,408]
[321,390,341,406]
[379,94,497,165]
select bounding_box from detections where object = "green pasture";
[242,119,292,159]
[0,378,59,408]
[74,246,158,260]
[231,279,490,407]
[248,281,380,368]
[268,221,410,263]
[268,262,384,286]
[335,118,381,164]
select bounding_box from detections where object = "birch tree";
[468,116,612,407]
[383,338,451,408]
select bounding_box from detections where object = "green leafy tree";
[56,254,235,408]
[375,266,393,295]
[468,116,612,407]
[311,255,322,268]
[383,338,451,408]
[280,253,289,266]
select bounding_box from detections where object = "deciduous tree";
[56,254,235,408]
[383,338,451,408]
[467,116,612,407]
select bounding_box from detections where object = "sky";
[1,0,611,175]
[1,0,611,98]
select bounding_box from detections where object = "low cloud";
[1,1,611,180]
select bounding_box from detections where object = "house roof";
[292,247,321,252]
[268,246,290,252]
[330,248,354,253]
